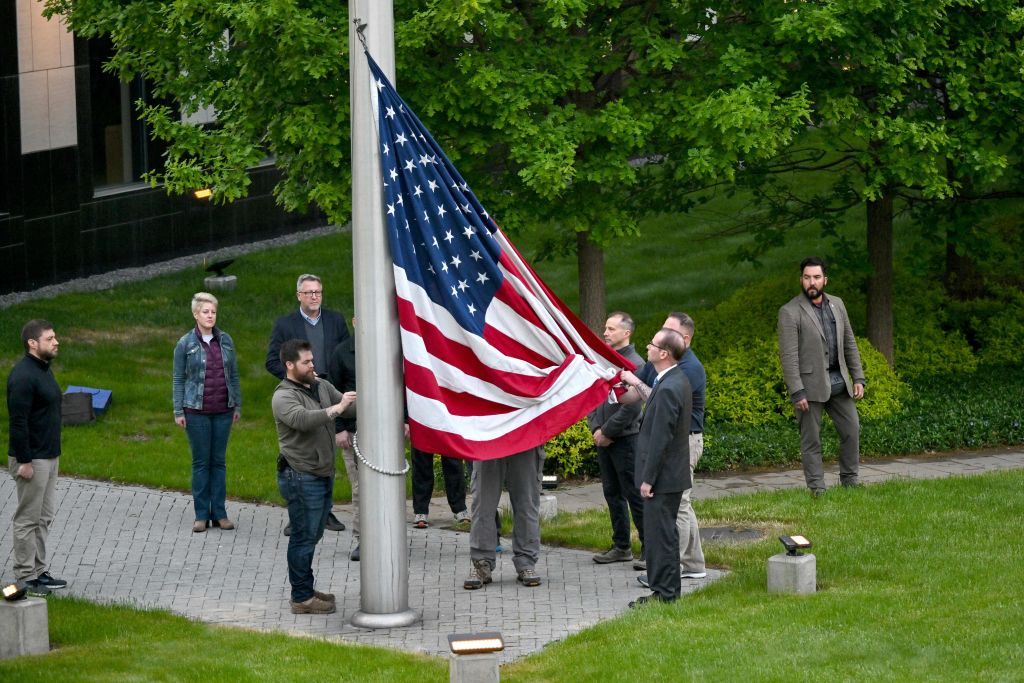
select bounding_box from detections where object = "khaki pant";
[675,434,705,572]
[8,456,60,581]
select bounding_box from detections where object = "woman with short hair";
[172,292,242,532]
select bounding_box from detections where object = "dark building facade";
[1,2,325,295]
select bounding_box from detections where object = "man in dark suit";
[777,256,866,495]
[630,327,692,607]
[267,273,350,534]
[588,312,644,565]
[265,274,350,380]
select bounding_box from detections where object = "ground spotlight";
[779,535,812,556]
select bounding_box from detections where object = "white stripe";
[406,355,612,441]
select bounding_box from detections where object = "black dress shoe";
[350,544,360,561]
[325,513,346,532]
[629,593,677,608]
[283,524,291,536]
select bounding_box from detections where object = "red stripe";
[407,378,614,460]
[403,361,518,417]
[498,234,635,371]
[396,296,578,398]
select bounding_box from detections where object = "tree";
[707,0,1024,363]
[394,1,810,331]
[47,0,810,332]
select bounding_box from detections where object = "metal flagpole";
[348,0,418,628]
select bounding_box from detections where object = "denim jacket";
[172,327,242,416]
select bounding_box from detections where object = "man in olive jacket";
[272,339,356,615]
[778,256,866,494]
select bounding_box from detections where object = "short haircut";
[280,339,312,367]
[296,274,322,291]
[800,256,828,275]
[191,292,218,315]
[656,328,686,361]
[666,312,695,338]
[608,311,635,333]
[21,319,54,352]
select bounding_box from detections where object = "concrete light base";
[767,553,816,594]
[539,494,557,520]
[0,597,49,659]
[449,652,500,683]
[203,275,237,291]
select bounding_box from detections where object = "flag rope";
[352,432,411,476]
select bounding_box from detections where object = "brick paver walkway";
[2,447,1021,662]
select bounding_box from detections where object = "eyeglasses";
[298,290,323,297]
[647,341,667,352]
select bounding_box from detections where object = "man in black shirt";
[7,319,68,596]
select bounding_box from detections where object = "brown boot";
[290,595,336,614]
[216,518,235,530]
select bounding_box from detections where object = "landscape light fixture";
[447,632,505,655]
[779,535,812,556]
[541,474,558,490]
[193,187,213,200]
[2,580,27,602]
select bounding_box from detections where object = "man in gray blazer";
[630,328,692,607]
[588,312,644,565]
[777,257,866,495]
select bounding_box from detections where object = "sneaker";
[290,595,336,614]
[413,514,429,529]
[593,546,633,564]
[636,573,650,589]
[325,512,346,532]
[454,510,471,525]
[516,567,542,587]
[681,569,707,579]
[24,580,51,597]
[35,572,68,589]
[463,560,492,590]
[350,544,360,562]
[313,590,336,603]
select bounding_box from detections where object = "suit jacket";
[587,344,644,438]
[327,336,357,433]
[635,366,693,494]
[777,293,865,403]
[265,308,350,379]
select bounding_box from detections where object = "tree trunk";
[866,192,894,366]
[576,230,606,334]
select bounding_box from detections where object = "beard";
[38,348,58,361]
[802,283,824,301]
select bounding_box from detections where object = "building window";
[88,37,167,191]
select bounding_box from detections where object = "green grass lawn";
[3,471,1021,681]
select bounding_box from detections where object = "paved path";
[2,448,1021,662]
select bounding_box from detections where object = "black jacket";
[265,308,350,379]
[635,366,692,493]
[7,354,62,463]
[327,336,357,433]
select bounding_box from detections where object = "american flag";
[367,54,634,460]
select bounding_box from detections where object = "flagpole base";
[350,608,420,630]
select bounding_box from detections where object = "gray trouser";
[9,456,60,581]
[798,390,860,491]
[469,447,544,573]
[340,446,359,538]
[676,433,705,571]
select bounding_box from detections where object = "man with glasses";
[266,274,351,380]
[267,274,351,534]
[628,328,692,607]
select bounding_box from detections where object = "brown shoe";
[216,518,235,530]
[290,596,336,614]
[313,590,336,603]
[192,520,208,533]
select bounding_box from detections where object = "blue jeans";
[185,411,233,521]
[277,466,333,602]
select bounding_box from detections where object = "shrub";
[975,290,1024,368]
[705,335,906,426]
[544,418,598,478]
[894,321,978,380]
